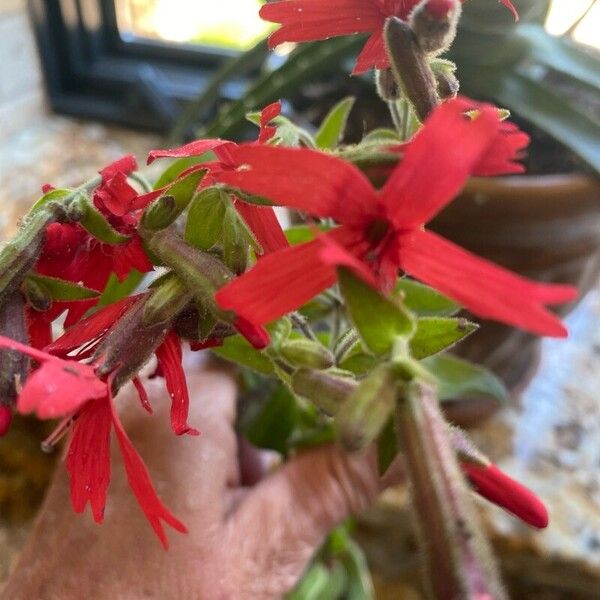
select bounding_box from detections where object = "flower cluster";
[0,0,573,570]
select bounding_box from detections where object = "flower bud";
[337,365,397,451]
[409,0,461,55]
[291,368,356,416]
[141,195,179,231]
[431,60,460,100]
[375,68,401,101]
[143,272,193,326]
[384,17,439,122]
[280,339,335,370]
[396,381,506,599]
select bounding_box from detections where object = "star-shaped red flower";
[261,0,518,74]
[213,97,577,338]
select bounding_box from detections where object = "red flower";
[462,462,548,528]
[260,0,518,75]
[214,97,577,338]
[0,405,13,437]
[28,157,153,343]
[0,334,187,548]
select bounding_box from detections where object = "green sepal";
[153,156,209,190]
[30,188,74,213]
[410,317,478,359]
[395,278,460,317]
[422,354,508,402]
[143,272,192,326]
[184,187,227,250]
[141,195,179,231]
[315,97,355,150]
[212,334,274,375]
[338,267,414,356]
[72,195,130,244]
[161,169,206,214]
[25,273,100,301]
[280,339,335,370]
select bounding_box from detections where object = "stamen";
[41,415,76,453]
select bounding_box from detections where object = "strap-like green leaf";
[26,274,100,301]
[315,97,356,150]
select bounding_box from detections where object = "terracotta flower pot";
[430,173,600,388]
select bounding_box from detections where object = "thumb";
[219,444,399,598]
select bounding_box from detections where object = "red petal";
[352,30,389,74]
[109,392,187,549]
[147,139,236,165]
[155,331,199,436]
[66,399,112,522]
[258,101,282,144]
[100,155,138,180]
[233,317,270,350]
[462,463,547,528]
[17,360,106,419]
[215,236,337,326]
[381,97,504,227]
[95,172,138,217]
[261,0,385,47]
[499,0,518,21]
[47,295,142,356]
[473,120,529,176]
[133,376,153,414]
[398,229,577,337]
[233,200,288,255]
[216,145,379,227]
[26,307,53,349]
[0,406,12,437]
[112,236,153,281]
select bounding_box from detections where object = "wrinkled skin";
[2,363,402,599]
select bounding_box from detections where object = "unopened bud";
[291,368,356,416]
[409,0,461,55]
[280,339,335,370]
[376,68,401,101]
[384,17,439,122]
[22,277,52,312]
[431,58,459,99]
[337,365,397,451]
[141,195,179,231]
[143,272,193,326]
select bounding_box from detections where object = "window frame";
[28,0,245,133]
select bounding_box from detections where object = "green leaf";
[185,188,227,250]
[338,267,414,356]
[315,97,355,150]
[74,195,130,245]
[422,354,508,402]
[284,224,331,245]
[285,564,344,600]
[244,385,298,455]
[410,317,478,359]
[340,537,375,600]
[212,334,274,375]
[26,274,100,301]
[361,127,402,144]
[98,270,144,306]
[395,278,460,316]
[162,169,206,213]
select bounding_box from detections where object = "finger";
[219,444,387,597]
[237,436,281,487]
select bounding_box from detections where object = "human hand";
[2,362,402,600]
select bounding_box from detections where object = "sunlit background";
[116,0,600,51]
